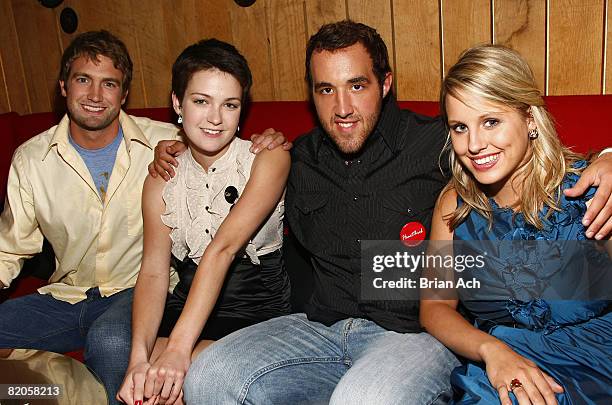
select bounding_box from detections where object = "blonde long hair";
[440,44,583,230]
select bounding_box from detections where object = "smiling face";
[60,55,127,148]
[445,90,535,201]
[173,68,242,169]
[310,43,392,155]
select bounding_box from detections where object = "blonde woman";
[420,44,611,405]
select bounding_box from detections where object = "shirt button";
[344,161,350,166]
[357,159,362,164]
[211,168,216,172]
[206,184,209,188]
[356,239,361,244]
[205,229,209,234]
[353,196,358,201]
[205,206,210,211]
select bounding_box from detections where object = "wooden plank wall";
[0,0,610,113]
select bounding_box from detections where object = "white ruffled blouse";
[161,138,284,265]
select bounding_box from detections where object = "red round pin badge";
[400,221,426,247]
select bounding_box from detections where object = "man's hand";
[564,152,612,239]
[148,129,291,181]
[148,140,187,181]
[249,128,292,154]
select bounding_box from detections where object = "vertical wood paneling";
[0,2,16,113]
[393,0,441,101]
[548,0,605,95]
[2,0,612,111]
[0,0,29,113]
[129,0,172,108]
[305,1,347,38]
[230,1,274,101]
[0,59,9,113]
[56,1,77,56]
[187,0,234,43]
[441,0,491,74]
[130,0,233,107]
[494,0,546,93]
[0,11,7,114]
[267,0,308,100]
[347,0,395,76]
[11,0,61,113]
[606,0,611,94]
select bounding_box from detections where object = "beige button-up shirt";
[161,139,284,266]
[0,111,179,303]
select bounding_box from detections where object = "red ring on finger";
[509,378,523,390]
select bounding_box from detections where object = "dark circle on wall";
[234,0,256,7]
[60,7,78,34]
[39,0,64,8]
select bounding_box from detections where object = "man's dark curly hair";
[305,20,391,88]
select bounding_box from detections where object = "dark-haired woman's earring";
[236,125,240,133]
[528,128,538,139]
[177,114,183,124]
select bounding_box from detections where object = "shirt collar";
[375,93,403,153]
[43,113,71,159]
[43,110,151,159]
[118,110,152,150]
[314,93,404,160]
[185,136,239,175]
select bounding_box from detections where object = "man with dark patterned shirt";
[182,21,460,405]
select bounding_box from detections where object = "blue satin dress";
[451,163,612,405]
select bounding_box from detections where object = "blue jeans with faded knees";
[0,287,133,405]
[184,313,459,405]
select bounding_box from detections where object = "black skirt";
[157,249,291,341]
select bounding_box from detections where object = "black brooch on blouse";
[225,186,239,209]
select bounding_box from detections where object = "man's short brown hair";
[305,20,391,89]
[59,30,133,94]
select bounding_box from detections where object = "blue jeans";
[0,287,133,405]
[184,313,459,404]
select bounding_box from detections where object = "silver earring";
[177,114,183,124]
[236,125,240,133]
[528,128,538,139]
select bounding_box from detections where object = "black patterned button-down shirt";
[286,95,449,333]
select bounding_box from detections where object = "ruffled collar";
[184,138,241,178]
[184,140,249,201]
[162,139,259,265]
[487,168,589,241]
